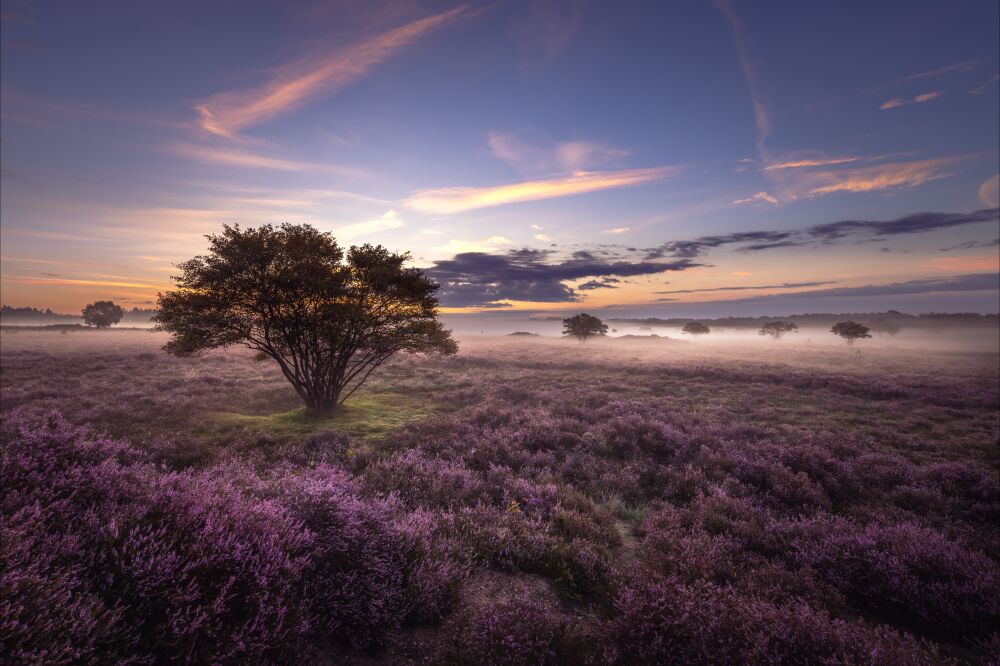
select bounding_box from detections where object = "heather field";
[2,328,999,665]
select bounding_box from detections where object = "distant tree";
[681,322,711,336]
[831,320,872,345]
[563,313,608,341]
[82,300,124,328]
[154,224,457,415]
[758,321,799,339]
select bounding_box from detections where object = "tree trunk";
[305,399,338,416]
[303,383,342,416]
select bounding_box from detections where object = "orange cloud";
[3,276,162,289]
[764,156,860,170]
[979,173,1000,207]
[732,191,779,205]
[928,255,1000,272]
[804,158,956,196]
[167,142,362,174]
[334,209,404,239]
[880,91,943,110]
[404,166,678,214]
[195,7,466,138]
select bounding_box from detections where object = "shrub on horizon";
[81,300,124,328]
[681,322,711,336]
[831,320,872,345]
[562,313,608,341]
[758,321,798,339]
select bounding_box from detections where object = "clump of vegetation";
[81,300,124,328]
[831,320,872,345]
[154,224,457,415]
[0,413,461,662]
[758,320,798,339]
[562,313,608,341]
[681,321,710,336]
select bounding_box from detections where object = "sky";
[2,0,999,316]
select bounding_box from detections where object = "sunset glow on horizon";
[2,0,998,316]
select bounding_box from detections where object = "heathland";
[2,328,998,664]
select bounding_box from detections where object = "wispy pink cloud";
[802,158,957,196]
[969,74,999,95]
[890,60,980,84]
[712,0,770,157]
[732,191,779,205]
[166,142,363,175]
[764,156,862,170]
[880,91,943,110]
[195,6,467,138]
[913,91,943,103]
[404,166,678,214]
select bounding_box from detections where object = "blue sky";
[1,0,998,314]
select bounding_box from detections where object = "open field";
[2,329,999,664]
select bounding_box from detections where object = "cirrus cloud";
[404,166,679,214]
[195,6,468,138]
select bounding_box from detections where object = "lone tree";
[153,224,457,415]
[759,321,798,339]
[831,320,872,345]
[82,300,124,328]
[563,313,607,341]
[681,321,710,336]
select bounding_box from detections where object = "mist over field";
[2,0,999,664]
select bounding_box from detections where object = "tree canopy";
[82,300,124,328]
[682,322,711,335]
[153,224,457,414]
[563,313,608,341]
[831,321,872,345]
[758,321,798,339]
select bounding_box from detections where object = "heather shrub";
[365,449,484,509]
[585,406,695,461]
[601,575,945,665]
[782,517,1000,638]
[1,505,130,664]
[538,538,614,600]
[0,414,459,661]
[272,465,408,651]
[775,443,857,507]
[730,455,831,511]
[850,452,916,491]
[454,598,565,665]
[396,509,470,624]
[499,475,560,519]
[1,414,311,663]
[448,505,554,572]
[639,524,744,585]
[550,506,620,549]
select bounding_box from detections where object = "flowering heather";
[1,331,998,663]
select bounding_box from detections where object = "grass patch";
[205,390,437,440]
